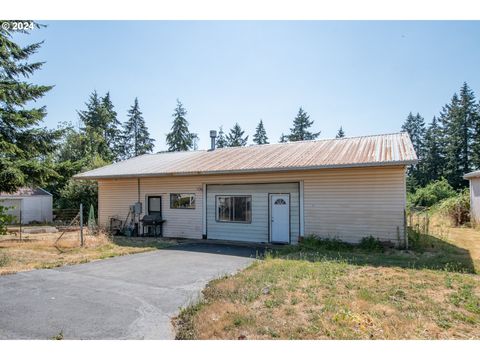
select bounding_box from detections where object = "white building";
[0,188,53,224]
[464,171,480,225]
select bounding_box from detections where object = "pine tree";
[120,98,155,159]
[253,119,269,145]
[422,116,443,183]
[473,99,480,169]
[336,126,345,138]
[279,133,288,143]
[288,107,320,141]
[166,99,197,152]
[439,83,478,188]
[402,112,426,157]
[226,123,248,147]
[101,92,122,159]
[0,21,61,193]
[216,126,228,148]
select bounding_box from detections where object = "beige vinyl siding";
[97,165,406,244]
[470,178,480,225]
[207,183,299,244]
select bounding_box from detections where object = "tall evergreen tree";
[226,123,248,147]
[401,112,426,188]
[253,119,269,145]
[288,107,320,141]
[0,21,61,193]
[101,92,122,159]
[216,126,228,148]
[401,112,426,157]
[473,99,480,169]
[422,116,443,183]
[336,126,345,138]
[439,83,478,188]
[166,99,197,152]
[120,98,155,159]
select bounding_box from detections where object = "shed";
[464,170,480,225]
[0,187,53,224]
[75,132,417,246]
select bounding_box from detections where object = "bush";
[0,205,14,235]
[437,189,470,226]
[408,179,457,208]
[359,235,383,251]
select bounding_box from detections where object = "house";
[0,187,53,224]
[74,132,417,246]
[464,170,480,225]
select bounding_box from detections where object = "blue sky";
[18,21,480,151]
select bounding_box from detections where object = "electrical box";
[134,202,142,215]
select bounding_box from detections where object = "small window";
[274,198,287,205]
[148,196,161,215]
[216,196,252,223]
[170,193,196,209]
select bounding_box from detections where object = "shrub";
[408,179,456,208]
[437,189,470,226]
[0,205,15,235]
[359,235,383,251]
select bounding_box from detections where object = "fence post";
[19,210,22,241]
[80,203,84,247]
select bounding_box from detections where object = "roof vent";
[209,130,217,151]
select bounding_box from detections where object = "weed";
[359,236,383,252]
[52,330,64,340]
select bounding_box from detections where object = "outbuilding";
[464,170,480,226]
[75,132,417,246]
[0,187,53,224]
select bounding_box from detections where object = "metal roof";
[74,132,417,180]
[0,187,52,197]
[464,170,480,179]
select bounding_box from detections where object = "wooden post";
[19,210,22,241]
[80,203,84,247]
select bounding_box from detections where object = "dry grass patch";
[175,257,480,340]
[0,230,175,275]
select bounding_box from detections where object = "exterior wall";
[207,183,299,244]
[470,178,480,225]
[97,165,407,244]
[0,196,52,224]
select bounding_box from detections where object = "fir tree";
[101,92,122,159]
[439,83,478,188]
[279,133,288,143]
[216,126,228,148]
[120,98,155,159]
[226,123,248,147]
[336,126,345,138]
[473,99,480,169]
[288,107,320,141]
[166,99,197,152]
[253,119,269,145]
[0,21,61,193]
[422,116,443,183]
[401,112,426,187]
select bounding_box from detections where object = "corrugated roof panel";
[75,132,418,179]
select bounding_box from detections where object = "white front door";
[270,194,290,243]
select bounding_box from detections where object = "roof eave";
[74,160,417,180]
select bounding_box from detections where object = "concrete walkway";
[0,243,258,339]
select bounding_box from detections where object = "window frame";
[147,195,162,215]
[215,195,252,224]
[169,193,196,210]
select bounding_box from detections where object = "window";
[148,196,161,215]
[170,193,196,209]
[216,196,252,223]
[274,198,287,205]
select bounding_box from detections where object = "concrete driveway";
[0,243,259,339]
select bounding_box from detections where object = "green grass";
[174,230,480,340]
